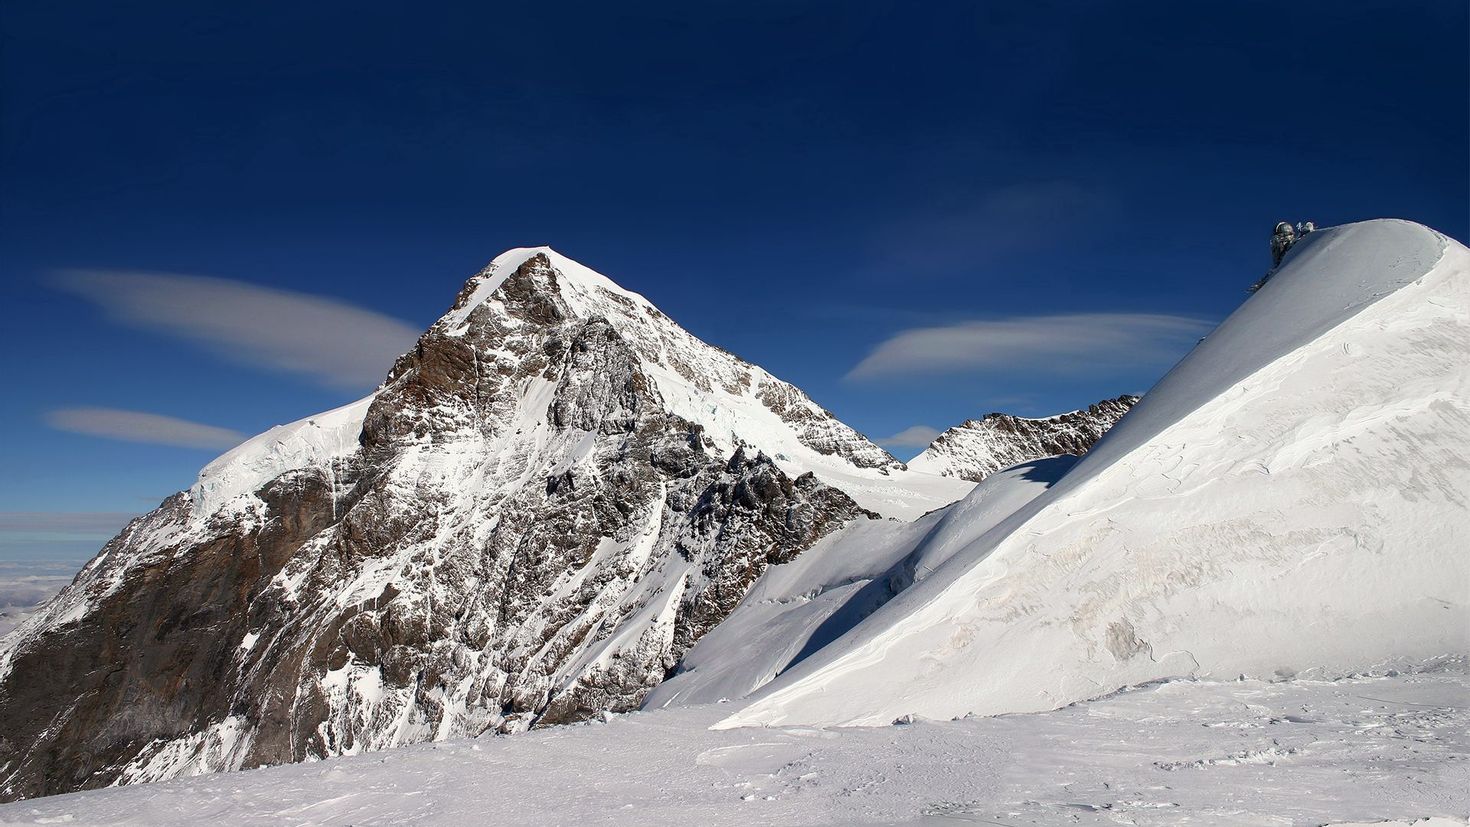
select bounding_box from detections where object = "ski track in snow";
[0,665,1464,826]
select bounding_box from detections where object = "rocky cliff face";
[0,249,905,801]
[906,396,1139,483]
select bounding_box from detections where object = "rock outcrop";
[0,249,903,800]
[906,396,1139,482]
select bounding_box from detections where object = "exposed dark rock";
[0,249,886,801]
[909,396,1140,483]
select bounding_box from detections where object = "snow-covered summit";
[439,249,959,510]
[188,247,671,518]
[719,219,1470,728]
[445,246,657,329]
[190,248,968,521]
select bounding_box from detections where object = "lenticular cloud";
[54,270,421,389]
[847,312,1210,381]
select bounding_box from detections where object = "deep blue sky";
[1,1,1465,557]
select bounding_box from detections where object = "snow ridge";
[720,219,1470,728]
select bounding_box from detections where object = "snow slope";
[190,395,375,517]
[644,457,1075,708]
[1,663,1463,826]
[719,219,1470,728]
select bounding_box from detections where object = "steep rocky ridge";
[0,249,925,800]
[907,396,1139,482]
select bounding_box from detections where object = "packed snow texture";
[0,663,1463,825]
[720,219,1470,728]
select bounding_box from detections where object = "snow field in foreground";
[0,663,1464,826]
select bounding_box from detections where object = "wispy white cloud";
[45,407,245,450]
[848,313,1210,381]
[53,270,421,389]
[875,425,942,449]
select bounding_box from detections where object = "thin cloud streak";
[876,425,942,449]
[848,313,1211,381]
[53,270,421,389]
[45,407,245,450]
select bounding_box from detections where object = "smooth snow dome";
[719,219,1470,728]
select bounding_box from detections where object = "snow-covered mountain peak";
[192,248,963,523]
[440,248,971,512]
[0,242,985,800]
[445,247,654,331]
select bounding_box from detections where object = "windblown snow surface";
[0,664,1464,825]
[718,218,1470,729]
